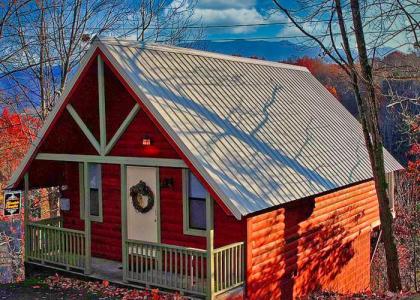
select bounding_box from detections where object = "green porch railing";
[36,216,63,227]
[27,222,85,271]
[125,240,208,296]
[214,242,245,295]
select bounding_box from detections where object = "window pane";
[189,172,206,199]
[90,189,100,216]
[189,198,206,230]
[89,164,100,189]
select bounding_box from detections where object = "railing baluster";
[195,252,198,291]
[169,248,173,287]
[140,244,144,281]
[184,250,186,289]
[130,244,134,280]
[135,244,139,280]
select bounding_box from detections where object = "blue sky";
[190,0,417,53]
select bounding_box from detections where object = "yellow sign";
[3,192,21,216]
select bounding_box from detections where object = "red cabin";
[9,37,402,299]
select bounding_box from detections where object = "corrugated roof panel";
[98,38,403,217]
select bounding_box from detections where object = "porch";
[25,217,244,298]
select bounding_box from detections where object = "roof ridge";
[94,36,310,72]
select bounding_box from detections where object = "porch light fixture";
[161,178,174,189]
[142,136,152,146]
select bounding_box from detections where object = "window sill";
[183,227,206,237]
[81,215,103,223]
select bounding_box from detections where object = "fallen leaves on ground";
[44,273,184,299]
[308,290,420,299]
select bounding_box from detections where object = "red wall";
[245,180,379,299]
[160,167,245,250]
[92,164,122,260]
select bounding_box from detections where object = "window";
[89,164,101,217]
[80,163,103,222]
[183,170,207,236]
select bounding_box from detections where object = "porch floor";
[91,257,123,282]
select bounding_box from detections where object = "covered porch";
[21,157,245,299]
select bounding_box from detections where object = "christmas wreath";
[130,181,154,213]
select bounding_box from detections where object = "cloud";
[196,0,256,10]
[194,8,266,33]
[194,6,287,34]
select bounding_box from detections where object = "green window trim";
[79,162,103,223]
[182,169,208,237]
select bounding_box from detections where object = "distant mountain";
[183,40,395,62]
[183,40,321,62]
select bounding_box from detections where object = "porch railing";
[214,242,245,295]
[125,240,207,296]
[27,222,85,271]
[35,216,63,227]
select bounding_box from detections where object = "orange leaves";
[292,57,343,101]
[325,85,338,98]
[0,108,41,186]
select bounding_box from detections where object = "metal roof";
[9,37,403,219]
[96,37,402,217]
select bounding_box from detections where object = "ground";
[0,267,183,300]
[1,267,420,300]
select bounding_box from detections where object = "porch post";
[120,164,128,281]
[206,196,215,300]
[83,162,92,274]
[23,172,29,262]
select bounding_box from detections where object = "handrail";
[214,241,244,253]
[28,222,84,235]
[33,216,63,227]
[126,239,207,253]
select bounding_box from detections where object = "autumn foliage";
[0,109,40,187]
[291,57,346,100]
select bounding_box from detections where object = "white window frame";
[182,169,208,237]
[79,162,103,222]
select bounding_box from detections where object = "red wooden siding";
[246,180,379,299]
[38,110,97,155]
[109,108,179,158]
[91,164,122,261]
[61,163,84,232]
[214,200,246,248]
[70,59,100,141]
[159,167,245,249]
[104,62,137,142]
[27,160,67,189]
[160,167,205,248]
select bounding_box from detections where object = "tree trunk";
[350,0,402,292]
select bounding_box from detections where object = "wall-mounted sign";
[3,192,21,216]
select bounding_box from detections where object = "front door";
[126,166,158,243]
